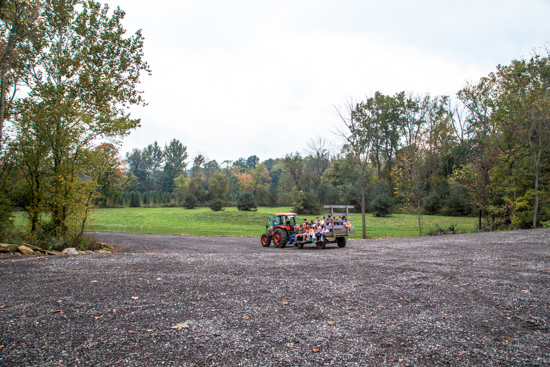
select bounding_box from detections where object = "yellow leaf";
[327,321,334,325]
[170,322,190,330]
[282,302,289,305]
[312,348,320,353]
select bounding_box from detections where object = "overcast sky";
[105,0,550,164]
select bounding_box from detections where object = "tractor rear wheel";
[273,228,288,248]
[261,233,271,247]
[336,237,346,248]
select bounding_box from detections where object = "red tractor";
[260,213,296,248]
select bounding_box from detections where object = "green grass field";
[13,207,478,239]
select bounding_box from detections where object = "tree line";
[111,48,550,238]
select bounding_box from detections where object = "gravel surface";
[1,229,549,366]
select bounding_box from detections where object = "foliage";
[129,191,141,208]
[0,195,13,232]
[9,0,149,238]
[292,189,320,215]
[208,199,224,212]
[235,172,254,192]
[237,191,257,211]
[370,193,394,217]
[208,171,229,200]
[183,193,197,209]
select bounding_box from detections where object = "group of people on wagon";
[290,215,347,244]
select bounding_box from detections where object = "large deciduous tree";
[12,0,149,236]
[336,98,377,239]
[492,53,550,228]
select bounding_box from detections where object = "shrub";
[292,190,320,215]
[424,190,442,215]
[237,192,257,211]
[129,191,141,208]
[444,186,472,216]
[183,193,198,209]
[0,196,13,233]
[370,193,394,217]
[209,199,224,212]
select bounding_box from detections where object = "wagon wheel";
[297,242,304,249]
[316,241,326,249]
[336,237,346,248]
[261,233,271,247]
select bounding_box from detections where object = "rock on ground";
[0,229,549,366]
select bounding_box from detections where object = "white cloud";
[107,0,550,162]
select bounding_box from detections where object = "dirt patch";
[1,229,549,366]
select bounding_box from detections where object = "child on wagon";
[304,225,312,242]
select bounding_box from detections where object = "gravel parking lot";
[1,229,549,366]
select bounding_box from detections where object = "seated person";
[295,225,304,242]
[303,225,311,242]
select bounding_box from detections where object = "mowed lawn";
[13,207,478,239]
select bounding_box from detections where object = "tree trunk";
[0,65,7,150]
[533,165,539,228]
[417,199,422,236]
[361,170,367,239]
[479,209,482,230]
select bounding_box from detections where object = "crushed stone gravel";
[1,229,549,366]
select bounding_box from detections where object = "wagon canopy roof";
[275,213,297,216]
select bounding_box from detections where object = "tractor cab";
[266,213,296,232]
[261,213,297,248]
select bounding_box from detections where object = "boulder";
[77,251,86,255]
[61,248,78,255]
[100,243,115,251]
[0,244,18,252]
[18,245,35,255]
[98,249,111,254]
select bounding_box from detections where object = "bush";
[444,186,472,216]
[370,193,394,217]
[209,199,224,211]
[292,190,320,215]
[129,191,141,208]
[237,192,257,211]
[424,190,442,215]
[183,193,198,209]
[0,196,13,233]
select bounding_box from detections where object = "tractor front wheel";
[261,233,271,247]
[273,228,288,248]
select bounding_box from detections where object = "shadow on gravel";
[1,229,549,366]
